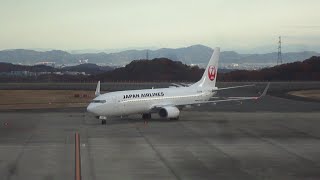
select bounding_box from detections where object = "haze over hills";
[0,62,114,75]
[0,45,319,68]
[62,63,114,74]
[0,56,319,82]
[221,56,320,81]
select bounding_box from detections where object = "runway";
[1,92,320,180]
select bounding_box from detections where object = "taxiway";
[0,92,320,179]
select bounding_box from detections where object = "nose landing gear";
[97,116,107,125]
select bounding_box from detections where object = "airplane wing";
[170,83,192,88]
[180,83,192,87]
[170,83,187,87]
[201,82,270,104]
[170,83,183,87]
[149,83,269,112]
[214,84,255,91]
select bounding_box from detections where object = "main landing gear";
[142,113,152,120]
[142,113,151,124]
[170,116,180,120]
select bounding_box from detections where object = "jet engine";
[159,106,180,119]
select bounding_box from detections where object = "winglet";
[95,81,100,96]
[260,82,270,97]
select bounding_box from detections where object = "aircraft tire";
[101,119,106,125]
[170,116,179,120]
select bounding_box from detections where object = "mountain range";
[2,55,319,82]
[221,56,320,81]
[0,45,319,66]
[0,62,114,75]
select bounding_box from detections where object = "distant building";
[190,64,198,67]
[79,59,89,64]
[37,72,52,75]
[35,61,56,67]
[53,72,63,75]
[64,71,87,76]
[10,71,37,76]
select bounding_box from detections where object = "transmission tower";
[277,36,282,65]
[146,50,149,60]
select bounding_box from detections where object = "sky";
[0,0,320,52]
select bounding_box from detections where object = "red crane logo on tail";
[208,66,216,81]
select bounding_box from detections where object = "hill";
[93,58,204,81]
[1,45,319,66]
[221,56,320,81]
[0,49,76,64]
[94,56,320,82]
[62,63,114,74]
[0,62,55,72]
[0,62,113,75]
[1,56,319,82]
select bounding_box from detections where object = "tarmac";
[0,84,320,180]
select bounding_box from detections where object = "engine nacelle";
[159,106,180,118]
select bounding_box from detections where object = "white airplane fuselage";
[87,86,217,116]
[86,47,268,120]
[87,47,222,119]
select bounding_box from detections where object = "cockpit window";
[91,100,106,103]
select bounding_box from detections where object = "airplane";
[87,47,269,124]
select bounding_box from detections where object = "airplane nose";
[87,103,95,114]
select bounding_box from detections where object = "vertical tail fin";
[95,81,100,96]
[192,47,220,88]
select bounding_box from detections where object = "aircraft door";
[110,96,120,114]
[110,96,118,113]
